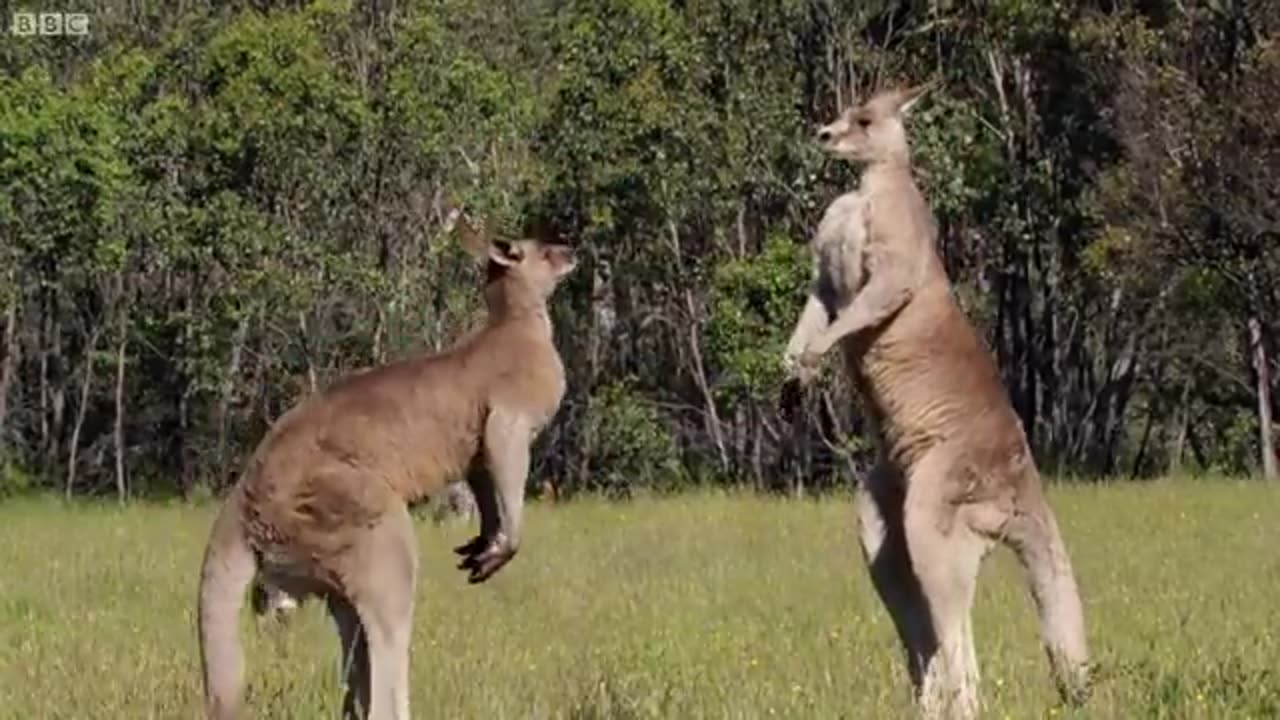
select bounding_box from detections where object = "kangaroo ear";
[453,212,492,260]
[895,82,933,116]
[488,239,523,266]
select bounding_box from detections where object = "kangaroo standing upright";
[784,85,1090,719]
[197,215,577,720]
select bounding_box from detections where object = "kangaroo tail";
[197,491,258,720]
[1004,499,1091,706]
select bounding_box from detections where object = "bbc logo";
[11,12,91,36]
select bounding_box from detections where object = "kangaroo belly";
[852,290,1023,472]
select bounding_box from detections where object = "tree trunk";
[1130,399,1156,479]
[39,303,50,464]
[575,255,608,488]
[681,288,728,473]
[50,306,66,473]
[113,273,130,503]
[216,316,250,472]
[177,292,196,497]
[373,306,386,365]
[1100,332,1140,475]
[1249,315,1276,481]
[747,404,757,486]
[0,303,17,450]
[66,326,102,499]
[300,311,318,395]
[1168,376,1192,477]
[113,330,128,503]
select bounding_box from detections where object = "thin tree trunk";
[39,303,50,462]
[1101,333,1139,475]
[683,290,729,473]
[51,305,67,472]
[1130,399,1156,479]
[0,303,17,448]
[576,256,607,487]
[373,306,386,365]
[1169,377,1192,477]
[216,316,250,470]
[177,292,196,497]
[113,328,128,503]
[66,326,102,499]
[1249,315,1276,481]
[113,273,129,503]
[300,311,318,394]
[1186,416,1209,471]
[748,406,761,490]
[735,201,748,258]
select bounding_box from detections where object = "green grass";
[1,479,1278,719]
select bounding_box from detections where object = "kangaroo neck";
[485,282,552,339]
[859,158,913,189]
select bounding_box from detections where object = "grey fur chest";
[813,190,869,314]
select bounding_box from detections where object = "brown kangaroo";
[784,84,1090,719]
[196,214,577,720]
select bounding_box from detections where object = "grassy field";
[0,479,1277,719]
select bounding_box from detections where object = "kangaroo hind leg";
[903,453,993,720]
[327,594,370,720]
[988,491,1090,706]
[340,504,418,720]
[855,461,936,692]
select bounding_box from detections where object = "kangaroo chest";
[813,190,869,315]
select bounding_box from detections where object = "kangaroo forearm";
[786,294,830,357]
[812,280,910,354]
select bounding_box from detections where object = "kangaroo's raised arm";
[782,260,833,378]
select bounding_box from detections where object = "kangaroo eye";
[857,117,872,128]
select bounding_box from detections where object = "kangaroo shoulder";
[816,191,867,242]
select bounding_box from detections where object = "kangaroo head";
[815,83,930,165]
[454,213,578,306]
[484,236,578,299]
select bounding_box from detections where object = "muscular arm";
[784,293,830,365]
[782,251,836,383]
[800,228,916,362]
[455,408,532,584]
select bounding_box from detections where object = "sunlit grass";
[0,478,1277,718]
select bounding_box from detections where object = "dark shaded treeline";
[1,0,1277,499]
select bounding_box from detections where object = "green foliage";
[907,92,1003,224]
[537,0,711,243]
[386,7,536,220]
[0,458,35,499]
[197,7,370,153]
[583,379,682,495]
[706,234,810,401]
[0,66,133,278]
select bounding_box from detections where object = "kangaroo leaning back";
[196,215,577,720]
[784,84,1090,720]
